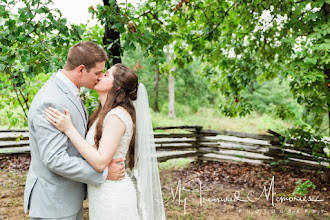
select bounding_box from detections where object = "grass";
[159,158,194,171]
[0,105,294,135]
[151,106,293,135]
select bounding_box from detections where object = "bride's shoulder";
[107,107,132,124]
[109,107,129,116]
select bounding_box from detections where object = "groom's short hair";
[64,41,108,72]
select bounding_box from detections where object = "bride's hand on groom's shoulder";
[45,107,74,133]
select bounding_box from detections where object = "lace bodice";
[86,108,133,160]
[86,108,139,220]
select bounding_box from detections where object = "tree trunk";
[325,67,330,136]
[154,69,160,112]
[166,50,176,118]
[103,0,121,67]
[323,4,330,136]
[168,68,176,118]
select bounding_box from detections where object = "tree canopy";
[0,0,329,159]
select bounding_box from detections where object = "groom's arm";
[32,102,106,185]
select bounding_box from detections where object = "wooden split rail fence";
[0,126,329,170]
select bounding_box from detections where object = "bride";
[45,63,166,220]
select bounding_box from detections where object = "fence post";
[195,126,203,163]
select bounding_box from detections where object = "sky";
[10,0,144,26]
[49,0,143,26]
[50,0,102,25]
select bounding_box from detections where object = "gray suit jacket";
[24,73,104,218]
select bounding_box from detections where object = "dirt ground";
[0,156,329,220]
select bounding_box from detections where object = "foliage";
[0,0,85,123]
[123,46,217,113]
[122,46,168,111]
[84,0,175,112]
[163,0,330,130]
[1,0,329,162]
[0,73,51,127]
[285,126,330,162]
[88,0,172,61]
[242,78,302,117]
[137,0,329,158]
[293,180,316,196]
[174,58,217,112]
[158,158,193,171]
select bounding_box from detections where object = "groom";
[24,41,125,219]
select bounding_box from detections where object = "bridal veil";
[133,83,166,220]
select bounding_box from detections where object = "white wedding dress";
[86,108,140,220]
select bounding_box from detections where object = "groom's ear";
[77,65,85,74]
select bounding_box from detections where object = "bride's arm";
[45,107,125,172]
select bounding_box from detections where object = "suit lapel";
[79,98,88,123]
[50,73,87,130]
[81,102,88,122]
[67,95,87,130]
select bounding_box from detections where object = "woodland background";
[0,0,329,160]
[0,1,330,219]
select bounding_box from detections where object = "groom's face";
[80,61,106,89]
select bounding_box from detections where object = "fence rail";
[0,126,329,170]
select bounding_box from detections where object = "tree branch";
[294,0,309,3]
[8,0,19,12]
[206,2,236,40]
[135,3,157,19]
[9,71,28,118]
[134,9,164,25]
[19,88,29,111]
[149,12,164,25]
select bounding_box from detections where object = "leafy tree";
[242,78,302,118]
[0,0,84,123]
[167,0,329,135]
[1,0,328,161]
[174,58,218,112]
[160,0,330,127]
[123,45,216,113]
[135,0,329,160]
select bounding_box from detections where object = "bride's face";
[93,67,115,93]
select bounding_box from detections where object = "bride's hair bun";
[128,84,138,101]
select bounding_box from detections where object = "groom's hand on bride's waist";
[107,158,126,180]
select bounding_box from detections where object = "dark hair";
[88,63,138,169]
[64,41,108,72]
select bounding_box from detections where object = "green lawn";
[1,106,293,135]
[151,106,292,135]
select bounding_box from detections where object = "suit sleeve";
[32,102,106,185]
